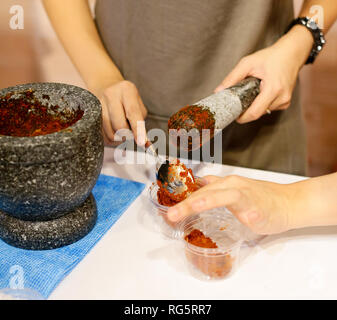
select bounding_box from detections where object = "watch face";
[308,20,318,30]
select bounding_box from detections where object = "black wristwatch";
[285,17,326,64]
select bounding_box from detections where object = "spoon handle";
[144,140,165,171]
[145,140,158,157]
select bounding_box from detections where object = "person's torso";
[95,0,294,119]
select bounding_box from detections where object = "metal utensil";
[145,141,195,195]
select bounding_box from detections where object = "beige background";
[0,0,336,176]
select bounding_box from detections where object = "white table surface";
[50,148,337,299]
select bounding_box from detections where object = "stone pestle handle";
[194,77,261,130]
[225,76,261,112]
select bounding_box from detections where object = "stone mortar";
[0,193,97,250]
[0,83,104,249]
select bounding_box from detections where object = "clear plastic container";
[177,209,244,280]
[148,182,177,238]
[147,174,264,279]
[147,177,204,238]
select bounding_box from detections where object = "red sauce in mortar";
[0,90,84,137]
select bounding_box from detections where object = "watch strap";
[285,17,326,64]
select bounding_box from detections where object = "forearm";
[289,173,337,229]
[300,0,337,32]
[272,0,337,70]
[42,0,123,91]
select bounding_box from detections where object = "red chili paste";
[184,229,218,248]
[157,160,199,207]
[168,105,215,150]
[0,90,84,137]
[184,229,233,278]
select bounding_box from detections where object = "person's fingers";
[235,210,263,230]
[101,97,115,143]
[214,58,251,92]
[237,81,277,123]
[102,129,112,146]
[167,188,243,222]
[183,175,247,203]
[107,98,130,133]
[202,175,222,184]
[135,119,147,146]
[275,102,291,111]
[181,178,246,212]
[202,175,249,189]
[138,95,148,119]
[102,86,130,133]
[123,89,146,146]
[268,91,292,111]
[137,96,149,142]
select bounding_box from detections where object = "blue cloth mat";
[0,174,145,299]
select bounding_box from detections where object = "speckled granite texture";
[0,194,97,250]
[195,77,261,129]
[0,174,145,297]
[0,83,104,249]
[0,83,104,220]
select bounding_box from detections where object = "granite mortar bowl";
[0,83,104,221]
